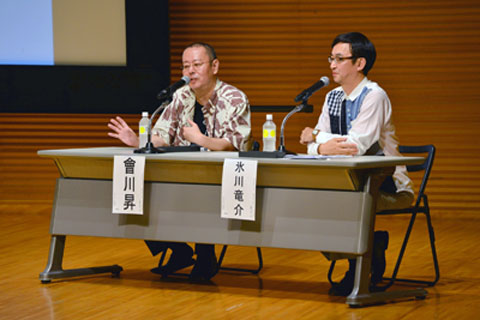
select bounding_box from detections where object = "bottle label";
[263,129,275,138]
[139,126,146,134]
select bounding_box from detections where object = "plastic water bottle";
[138,111,149,148]
[262,114,276,151]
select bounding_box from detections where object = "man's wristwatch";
[312,129,319,141]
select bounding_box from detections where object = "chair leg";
[384,197,440,286]
[158,248,168,266]
[217,245,263,274]
[424,197,440,285]
[217,245,228,268]
[327,260,337,286]
[383,212,417,288]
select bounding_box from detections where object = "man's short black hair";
[184,42,217,61]
[332,32,376,76]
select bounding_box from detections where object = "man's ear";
[356,57,366,73]
[212,59,220,75]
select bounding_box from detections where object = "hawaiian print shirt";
[153,79,252,151]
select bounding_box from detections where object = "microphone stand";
[278,101,307,153]
[240,82,323,158]
[134,97,171,154]
[239,101,310,158]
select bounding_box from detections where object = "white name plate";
[112,155,145,215]
[221,158,257,221]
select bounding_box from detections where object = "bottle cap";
[266,114,273,120]
[142,111,148,117]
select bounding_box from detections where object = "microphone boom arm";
[278,102,306,152]
[134,76,190,154]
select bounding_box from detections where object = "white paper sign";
[112,155,145,215]
[221,158,257,221]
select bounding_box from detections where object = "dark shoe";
[371,231,389,285]
[328,269,355,296]
[189,251,218,281]
[150,254,195,277]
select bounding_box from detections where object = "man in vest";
[300,32,414,295]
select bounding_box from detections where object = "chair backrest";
[398,145,436,207]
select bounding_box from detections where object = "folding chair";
[327,145,439,288]
[377,144,439,287]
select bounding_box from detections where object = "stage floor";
[0,202,477,319]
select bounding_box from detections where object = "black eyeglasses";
[328,56,355,64]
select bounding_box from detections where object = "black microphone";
[294,76,330,102]
[157,76,191,101]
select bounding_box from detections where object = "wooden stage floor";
[0,203,478,319]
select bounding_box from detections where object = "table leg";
[39,235,123,283]
[345,173,428,306]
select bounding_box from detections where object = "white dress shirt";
[308,78,414,194]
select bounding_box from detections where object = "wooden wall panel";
[0,113,132,202]
[1,0,480,217]
[167,0,480,216]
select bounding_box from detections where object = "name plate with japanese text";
[112,155,145,215]
[221,158,257,221]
